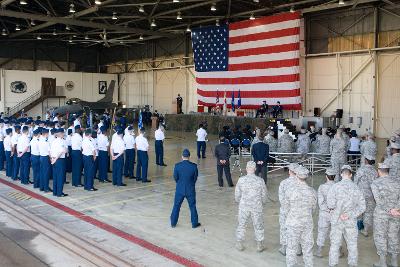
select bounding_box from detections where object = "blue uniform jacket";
[174,160,198,196]
[251,142,270,165]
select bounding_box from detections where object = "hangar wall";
[0,69,117,116]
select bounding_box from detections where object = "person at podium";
[255,101,268,118]
[272,101,283,118]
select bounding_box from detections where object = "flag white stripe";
[229,19,300,38]
[229,51,300,65]
[195,66,299,78]
[198,95,301,105]
[229,35,299,51]
[197,82,300,91]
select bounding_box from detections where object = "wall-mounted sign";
[99,81,107,94]
[65,81,74,91]
[10,81,27,93]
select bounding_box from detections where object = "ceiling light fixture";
[186,25,191,32]
[30,20,36,26]
[95,0,101,4]
[150,19,156,27]
[139,5,144,13]
[66,25,70,30]
[339,0,345,5]
[211,3,216,11]
[37,35,42,40]
[139,35,143,40]
[290,6,295,13]
[173,0,180,2]
[177,11,182,20]
[2,29,7,36]
[69,37,72,43]
[85,35,89,40]
[69,3,75,13]
[215,19,220,26]
[52,29,57,35]
[112,12,118,20]
[15,24,20,31]
[249,13,255,20]
[19,0,27,5]
[253,0,259,2]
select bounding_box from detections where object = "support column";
[372,7,379,134]
[32,47,37,71]
[124,47,128,73]
[66,46,70,72]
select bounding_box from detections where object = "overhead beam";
[1,9,171,38]
[0,0,16,8]
[302,0,380,13]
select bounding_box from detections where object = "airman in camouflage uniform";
[330,129,348,182]
[296,128,311,158]
[360,133,377,166]
[316,128,331,155]
[384,142,400,180]
[340,126,350,152]
[315,168,336,258]
[327,165,366,267]
[278,163,300,256]
[264,131,278,152]
[285,166,317,267]
[353,154,378,237]
[278,129,294,153]
[371,163,400,267]
[235,161,268,252]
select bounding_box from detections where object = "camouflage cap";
[325,168,337,176]
[391,142,400,149]
[364,154,376,161]
[378,162,389,169]
[296,166,309,178]
[288,163,300,172]
[341,165,352,172]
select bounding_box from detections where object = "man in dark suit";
[170,149,201,228]
[251,137,269,184]
[215,136,234,187]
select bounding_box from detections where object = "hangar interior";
[0,0,399,267]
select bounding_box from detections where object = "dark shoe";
[89,188,98,191]
[192,223,201,228]
[28,180,33,184]
[136,179,141,181]
[129,176,137,179]
[61,193,69,197]
[120,183,127,186]
[171,225,176,228]
[105,179,111,182]
[78,184,83,187]
[142,180,151,183]
[229,184,234,187]
[64,181,70,184]
[99,180,105,183]
[161,164,167,167]
[202,156,206,159]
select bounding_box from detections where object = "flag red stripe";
[198,100,301,110]
[196,74,299,85]
[229,12,300,31]
[229,43,299,58]
[229,27,299,44]
[197,89,300,98]
[228,58,299,71]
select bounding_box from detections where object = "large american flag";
[192,12,301,110]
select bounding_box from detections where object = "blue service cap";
[182,148,190,157]
[91,131,97,138]
[84,129,92,135]
[14,124,21,129]
[0,119,4,123]
[117,129,124,135]
[100,126,106,132]
[34,120,40,125]
[22,126,29,132]
[33,128,40,135]
[140,127,145,132]
[128,126,133,131]
[74,125,81,130]
[5,128,12,134]
[41,128,49,134]
[50,128,56,134]
[93,124,98,130]
[67,129,73,135]
[56,128,64,133]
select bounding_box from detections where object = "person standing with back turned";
[170,149,201,229]
[196,124,207,159]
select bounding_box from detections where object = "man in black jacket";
[214,136,234,187]
[251,137,269,184]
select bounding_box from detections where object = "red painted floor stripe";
[0,178,203,267]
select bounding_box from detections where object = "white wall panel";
[376,53,400,138]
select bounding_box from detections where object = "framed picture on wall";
[99,81,107,94]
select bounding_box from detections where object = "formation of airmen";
[233,126,400,267]
[0,114,168,197]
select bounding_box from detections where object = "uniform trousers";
[71,150,82,186]
[124,148,135,177]
[373,214,400,256]
[5,151,12,177]
[93,156,98,179]
[12,153,20,180]
[31,154,40,188]
[39,156,50,191]
[155,140,164,165]
[19,152,30,184]
[83,155,95,190]
[316,212,331,247]
[197,141,206,158]
[236,208,264,242]
[98,150,108,181]
[329,221,358,266]
[52,158,65,197]
[136,150,149,182]
[217,164,233,187]
[112,153,124,186]
[286,225,314,267]
[66,146,72,173]
[170,192,198,227]
[255,164,267,184]
[0,141,4,170]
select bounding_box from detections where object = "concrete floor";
[0,131,389,267]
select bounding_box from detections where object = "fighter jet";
[53,80,117,115]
